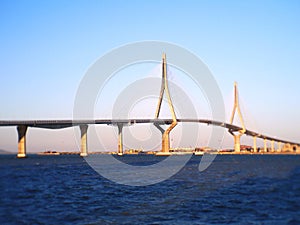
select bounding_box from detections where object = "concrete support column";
[271,140,275,152]
[286,144,289,152]
[154,123,172,156]
[80,125,88,157]
[17,125,28,158]
[117,123,124,156]
[296,145,300,153]
[234,134,241,153]
[277,142,282,152]
[264,139,267,153]
[162,132,170,153]
[160,122,177,155]
[156,132,172,156]
[253,136,257,153]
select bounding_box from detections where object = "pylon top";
[230,81,246,133]
[155,53,177,122]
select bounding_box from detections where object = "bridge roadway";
[0,119,299,146]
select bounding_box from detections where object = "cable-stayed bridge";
[1,54,299,157]
[0,118,299,157]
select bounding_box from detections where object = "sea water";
[1,154,300,224]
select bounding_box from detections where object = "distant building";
[240,145,252,151]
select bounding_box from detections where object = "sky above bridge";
[1,0,300,152]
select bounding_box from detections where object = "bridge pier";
[277,141,282,152]
[288,143,292,152]
[17,125,28,158]
[156,127,174,156]
[253,136,257,153]
[233,134,242,153]
[271,140,275,152]
[80,125,88,157]
[162,133,170,153]
[264,139,267,153]
[154,123,172,156]
[117,123,124,156]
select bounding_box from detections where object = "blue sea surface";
[1,154,300,224]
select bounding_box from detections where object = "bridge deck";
[0,119,299,145]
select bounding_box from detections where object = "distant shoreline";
[0,149,14,154]
[1,151,299,156]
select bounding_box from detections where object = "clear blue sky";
[1,0,300,152]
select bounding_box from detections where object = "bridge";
[1,54,300,157]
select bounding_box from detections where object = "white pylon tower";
[229,81,246,153]
[155,53,177,155]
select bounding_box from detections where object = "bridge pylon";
[228,82,246,153]
[154,53,177,155]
